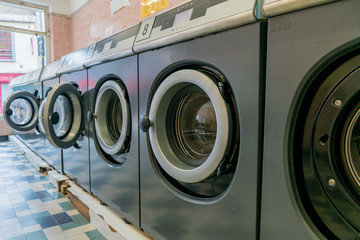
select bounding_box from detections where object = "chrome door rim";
[43,83,83,149]
[149,69,230,183]
[94,80,130,155]
[39,96,72,137]
[4,91,39,132]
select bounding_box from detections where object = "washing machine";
[38,59,64,172]
[83,24,140,226]
[260,0,360,239]
[4,69,43,154]
[42,47,93,192]
[134,0,266,239]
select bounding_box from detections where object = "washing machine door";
[42,83,83,149]
[93,79,130,157]
[4,91,39,132]
[147,69,232,183]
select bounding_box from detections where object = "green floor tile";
[8,235,26,240]
[92,236,106,240]
[71,214,89,226]
[40,197,53,202]
[33,211,50,219]
[42,183,54,190]
[20,219,38,228]
[25,230,46,240]
[18,214,35,223]
[59,201,74,211]
[59,221,79,231]
[85,229,102,239]
[50,192,65,199]
[39,176,48,181]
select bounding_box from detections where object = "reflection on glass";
[107,92,123,143]
[175,92,217,163]
[345,107,360,190]
[38,95,72,137]
[9,98,33,125]
[53,95,72,137]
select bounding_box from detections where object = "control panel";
[134,0,256,48]
[21,72,33,84]
[40,59,64,81]
[9,75,24,87]
[93,25,138,61]
[58,47,88,74]
[30,67,43,82]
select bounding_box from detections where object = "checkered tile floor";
[0,141,106,240]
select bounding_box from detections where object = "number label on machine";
[136,17,155,42]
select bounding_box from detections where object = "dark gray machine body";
[261,0,360,239]
[55,48,90,192]
[134,0,265,238]
[8,70,43,154]
[39,60,63,172]
[84,25,140,226]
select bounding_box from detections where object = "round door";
[4,91,39,132]
[148,69,233,183]
[93,79,131,159]
[291,52,360,238]
[39,96,73,138]
[42,83,83,149]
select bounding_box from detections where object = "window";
[0,31,14,61]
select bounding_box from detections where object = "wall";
[49,15,72,62]
[50,0,189,61]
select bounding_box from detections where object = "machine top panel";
[133,0,257,53]
[262,0,337,17]
[57,47,88,75]
[40,59,64,81]
[84,24,138,67]
[9,74,25,87]
[21,72,33,84]
[29,67,44,82]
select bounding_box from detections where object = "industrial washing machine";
[4,69,43,154]
[260,0,360,239]
[42,47,93,192]
[38,59,64,172]
[134,0,266,239]
[84,24,140,226]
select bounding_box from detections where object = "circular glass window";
[149,69,231,183]
[344,105,360,190]
[171,90,217,166]
[53,95,72,137]
[9,98,33,126]
[94,80,130,156]
[38,99,46,134]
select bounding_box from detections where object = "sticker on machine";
[141,0,169,18]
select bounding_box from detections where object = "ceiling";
[0,2,40,15]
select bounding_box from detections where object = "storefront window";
[0,31,14,61]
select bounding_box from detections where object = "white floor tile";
[22,224,42,234]
[43,225,62,235]
[48,206,64,215]
[16,209,32,217]
[68,232,90,240]
[64,227,82,237]
[79,224,96,232]
[56,198,69,203]
[46,231,67,240]
[66,209,80,216]
[1,218,19,226]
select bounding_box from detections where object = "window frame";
[0,0,50,65]
[0,31,15,62]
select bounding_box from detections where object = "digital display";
[173,8,193,27]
